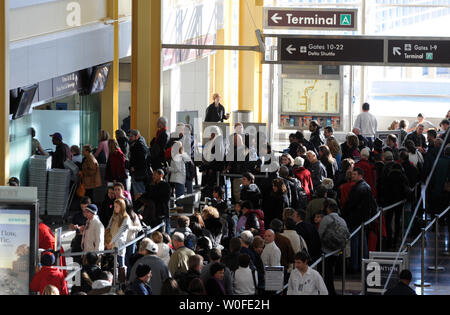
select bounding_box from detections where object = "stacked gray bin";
[29,156,51,216]
[47,169,71,218]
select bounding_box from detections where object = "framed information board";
[0,205,39,295]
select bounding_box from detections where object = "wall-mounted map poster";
[282,79,340,114]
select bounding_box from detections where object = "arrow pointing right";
[286,44,296,55]
[393,47,402,56]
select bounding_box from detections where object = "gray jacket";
[129,255,171,296]
[318,213,349,255]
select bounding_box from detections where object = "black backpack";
[321,215,350,251]
[291,178,308,210]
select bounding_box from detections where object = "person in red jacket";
[355,148,378,198]
[30,252,69,295]
[105,139,128,186]
[38,220,67,276]
[293,157,314,201]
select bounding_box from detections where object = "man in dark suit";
[343,167,378,272]
[384,270,417,295]
[292,209,322,263]
[205,93,230,123]
[138,169,171,233]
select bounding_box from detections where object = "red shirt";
[293,167,314,200]
[339,181,357,208]
[30,266,69,295]
[38,223,67,276]
[355,159,378,198]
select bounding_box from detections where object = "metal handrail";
[61,223,166,258]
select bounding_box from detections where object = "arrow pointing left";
[286,44,297,55]
[271,13,283,24]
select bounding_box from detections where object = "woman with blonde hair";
[95,130,110,164]
[326,136,342,170]
[151,231,171,265]
[318,145,338,181]
[42,284,60,295]
[105,138,127,186]
[280,153,295,177]
[106,199,130,267]
[388,120,400,131]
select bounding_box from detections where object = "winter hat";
[136,264,152,278]
[86,204,98,215]
[41,251,55,266]
[145,240,158,254]
[294,157,305,167]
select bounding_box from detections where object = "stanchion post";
[361,223,365,263]
[406,243,412,270]
[420,228,426,295]
[342,244,346,296]
[402,204,405,241]
[113,247,118,287]
[428,215,445,272]
[379,208,383,252]
[321,253,326,280]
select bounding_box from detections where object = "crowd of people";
[27,103,450,296]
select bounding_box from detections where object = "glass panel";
[80,93,101,147]
[9,115,32,186]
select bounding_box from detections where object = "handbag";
[76,182,86,198]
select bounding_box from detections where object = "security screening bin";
[233,110,253,124]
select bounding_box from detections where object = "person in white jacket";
[287,251,328,295]
[81,204,105,253]
[125,207,142,268]
[168,141,191,198]
[151,231,171,265]
[233,254,258,295]
[106,199,131,267]
[260,230,281,267]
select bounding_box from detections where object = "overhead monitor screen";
[90,63,111,94]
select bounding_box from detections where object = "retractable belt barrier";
[60,222,166,287]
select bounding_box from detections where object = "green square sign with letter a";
[340,14,352,26]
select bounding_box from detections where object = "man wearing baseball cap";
[129,239,170,295]
[81,204,105,253]
[49,132,72,169]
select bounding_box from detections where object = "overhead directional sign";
[280,36,384,64]
[388,39,450,65]
[273,35,450,67]
[264,8,358,30]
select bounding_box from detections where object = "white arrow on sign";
[286,44,296,55]
[393,47,402,56]
[271,13,283,24]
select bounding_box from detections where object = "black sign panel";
[280,37,385,64]
[388,39,450,65]
[52,71,82,98]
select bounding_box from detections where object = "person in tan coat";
[81,145,102,200]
